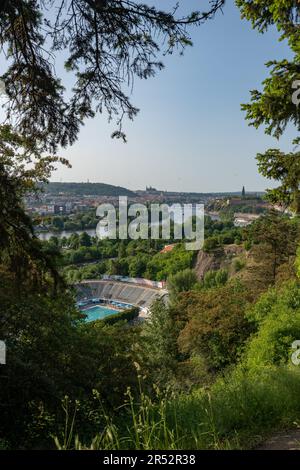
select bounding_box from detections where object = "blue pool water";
[83,305,118,322]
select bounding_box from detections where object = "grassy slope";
[57,366,300,450]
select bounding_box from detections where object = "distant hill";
[44,182,136,197]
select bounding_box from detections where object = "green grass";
[54,366,300,450]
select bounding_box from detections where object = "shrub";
[243,281,300,369]
[233,259,245,272]
[57,366,300,450]
[103,307,140,325]
[203,269,228,288]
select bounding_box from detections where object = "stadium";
[76,276,168,322]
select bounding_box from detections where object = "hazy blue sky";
[3,1,297,192]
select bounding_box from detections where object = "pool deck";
[80,303,121,312]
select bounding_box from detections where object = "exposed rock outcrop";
[194,248,224,280]
[194,244,246,280]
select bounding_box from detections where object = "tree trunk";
[293,187,300,216]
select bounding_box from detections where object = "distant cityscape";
[24,182,271,233]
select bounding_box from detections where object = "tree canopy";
[0,0,225,150]
[0,125,69,289]
[256,149,300,214]
[236,0,300,143]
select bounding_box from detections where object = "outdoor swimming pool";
[83,305,118,322]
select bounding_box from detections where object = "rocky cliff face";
[194,244,245,280]
[194,248,224,280]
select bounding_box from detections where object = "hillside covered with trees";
[43,182,136,197]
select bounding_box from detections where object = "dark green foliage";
[256,149,300,214]
[246,211,299,284]
[0,125,68,291]
[144,245,195,281]
[202,269,228,288]
[142,300,181,387]
[0,0,224,148]
[102,307,139,325]
[79,232,92,248]
[44,182,136,197]
[175,282,254,371]
[0,124,142,448]
[54,281,300,450]
[236,1,300,142]
[63,242,195,281]
[203,216,243,252]
[167,269,198,304]
[233,258,245,272]
[3,2,300,450]
[235,0,300,223]
[203,236,220,252]
[243,281,300,368]
[0,269,141,447]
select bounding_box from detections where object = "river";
[37,212,220,241]
[37,228,97,241]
